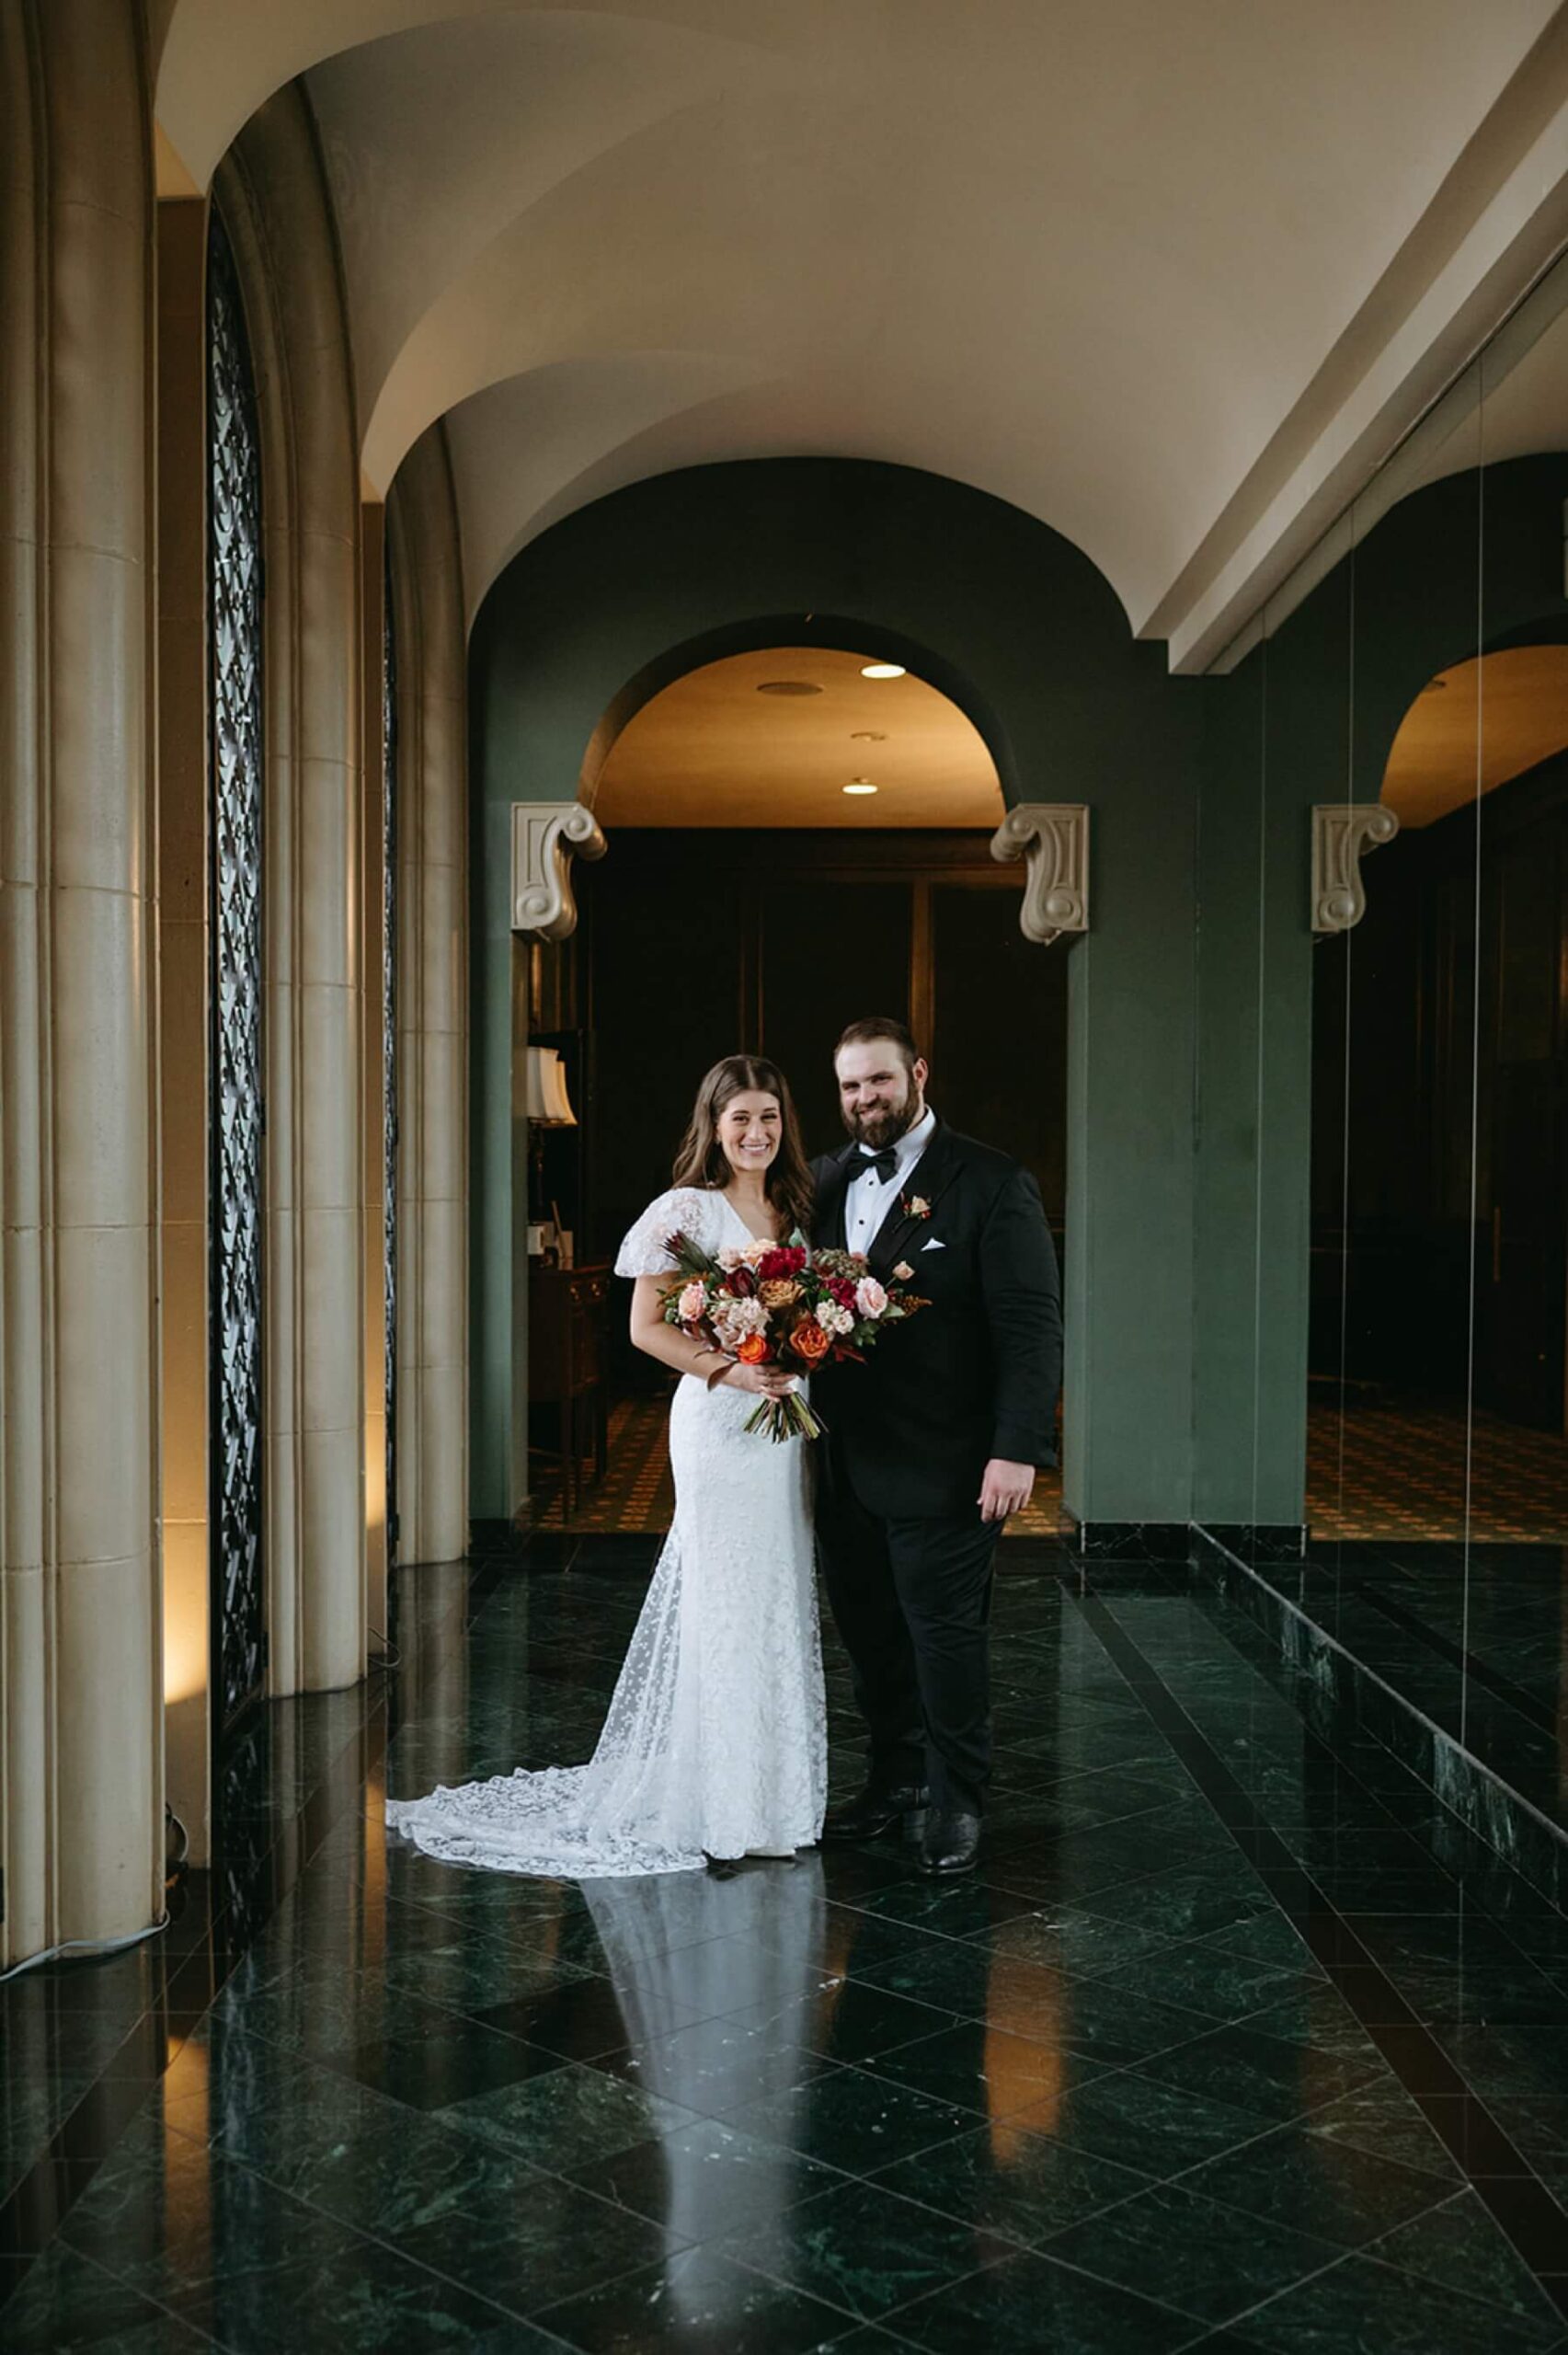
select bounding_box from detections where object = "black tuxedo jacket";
[808,1123,1063,1520]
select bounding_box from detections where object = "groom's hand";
[979,1458,1036,1522]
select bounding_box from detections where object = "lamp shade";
[526,1045,578,1126]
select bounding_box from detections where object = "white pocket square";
[921,1236,946,1251]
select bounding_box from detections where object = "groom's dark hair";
[835,1016,921,1070]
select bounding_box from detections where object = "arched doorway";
[472,454,1197,1548]
[521,640,1069,1536]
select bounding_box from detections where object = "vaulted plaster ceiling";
[154,2,1568,664]
[593,646,1002,829]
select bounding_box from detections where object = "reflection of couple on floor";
[569,1853,998,2333]
[388,1014,1062,1886]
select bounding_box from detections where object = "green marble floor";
[1289,1539,1568,1840]
[5,1539,1568,2351]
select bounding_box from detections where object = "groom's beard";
[841,1087,921,1152]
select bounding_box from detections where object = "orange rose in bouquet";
[788,1318,832,1365]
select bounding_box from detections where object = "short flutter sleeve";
[614,1187,718,1279]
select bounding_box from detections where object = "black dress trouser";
[816,1455,1000,1815]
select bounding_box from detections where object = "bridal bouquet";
[662,1234,925,1441]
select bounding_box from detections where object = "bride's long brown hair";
[671,1055,815,1240]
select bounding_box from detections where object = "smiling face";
[835,1037,929,1150]
[716,1088,783,1179]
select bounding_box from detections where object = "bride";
[386,1054,828,1876]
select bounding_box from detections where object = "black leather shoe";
[821,1781,930,1844]
[920,1808,981,1876]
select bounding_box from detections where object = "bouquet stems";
[743,1391,825,1442]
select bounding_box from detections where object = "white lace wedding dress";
[385,1186,828,1876]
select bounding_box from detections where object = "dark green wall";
[470,458,1207,1523]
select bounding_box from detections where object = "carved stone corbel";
[1311,803,1399,934]
[990,804,1090,944]
[510,802,607,940]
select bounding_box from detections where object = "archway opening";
[1307,640,1568,1548]
[522,641,1069,1536]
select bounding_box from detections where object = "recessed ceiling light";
[843,780,877,795]
[849,730,887,741]
[757,680,823,696]
[860,662,905,680]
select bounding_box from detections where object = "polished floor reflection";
[5,1541,1568,2350]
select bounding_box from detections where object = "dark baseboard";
[1198,1522,1309,1565]
[1188,1522,1568,1913]
[467,1516,531,1559]
[1069,1520,1191,1563]
[467,1518,664,1576]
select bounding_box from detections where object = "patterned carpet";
[532,1393,1568,1543]
[529,1394,1069,1538]
[1306,1396,1568,1541]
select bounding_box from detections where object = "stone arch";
[471,458,1198,1534]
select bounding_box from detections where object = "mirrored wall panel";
[1196,289,1568,1879]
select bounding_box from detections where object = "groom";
[810,1017,1062,1876]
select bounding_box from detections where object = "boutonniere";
[903,1194,932,1221]
[893,1260,914,1281]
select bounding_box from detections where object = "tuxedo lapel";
[867,1124,962,1279]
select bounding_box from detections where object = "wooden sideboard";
[528,1260,611,1518]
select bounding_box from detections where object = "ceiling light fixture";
[849,730,887,741]
[860,662,905,680]
[843,780,877,795]
[757,680,823,696]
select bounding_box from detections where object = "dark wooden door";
[760,879,911,1155]
[576,834,1069,1396]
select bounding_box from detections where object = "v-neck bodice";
[716,1189,787,1249]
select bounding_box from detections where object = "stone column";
[155,192,212,1861]
[361,502,389,1638]
[0,0,163,1960]
[388,427,469,1566]
[218,88,366,1693]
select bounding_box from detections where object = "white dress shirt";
[843,1106,938,1256]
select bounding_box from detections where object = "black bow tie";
[857,1146,898,1185]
